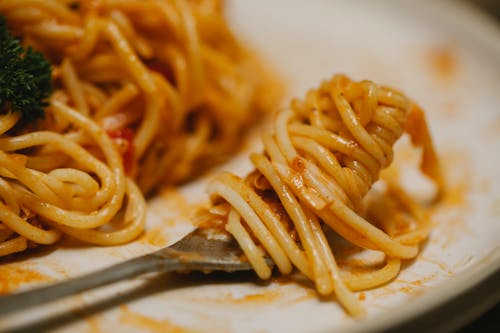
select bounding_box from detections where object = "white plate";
[1,1,500,332]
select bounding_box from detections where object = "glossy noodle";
[0,0,278,256]
[1,1,443,317]
[202,74,443,316]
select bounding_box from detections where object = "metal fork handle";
[0,253,169,315]
[0,228,255,316]
[0,249,251,315]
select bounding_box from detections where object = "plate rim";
[2,1,500,332]
[325,1,500,332]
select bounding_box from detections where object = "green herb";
[0,16,52,123]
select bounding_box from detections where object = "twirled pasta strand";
[1,0,280,194]
[205,74,443,316]
[0,0,278,256]
[0,100,145,256]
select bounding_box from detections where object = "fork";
[0,227,271,315]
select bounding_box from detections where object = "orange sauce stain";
[441,150,473,202]
[397,272,438,287]
[439,149,470,175]
[373,266,443,298]
[440,178,469,207]
[434,222,466,249]
[139,225,170,247]
[397,285,420,295]
[418,256,453,276]
[426,45,457,81]
[154,187,207,227]
[84,315,104,333]
[119,305,194,333]
[162,218,178,228]
[242,290,281,303]
[185,287,315,307]
[218,290,282,304]
[375,280,425,298]
[291,290,317,303]
[392,273,438,297]
[432,213,468,250]
[144,188,206,245]
[409,280,422,287]
[428,149,472,249]
[0,264,51,294]
[244,287,316,305]
[269,276,318,302]
[358,292,366,301]
[159,188,193,213]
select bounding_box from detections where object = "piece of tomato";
[107,128,135,174]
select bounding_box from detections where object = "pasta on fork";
[202,74,443,316]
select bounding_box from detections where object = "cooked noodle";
[1,0,278,193]
[1,1,443,317]
[0,0,279,256]
[202,74,443,316]
[0,100,146,256]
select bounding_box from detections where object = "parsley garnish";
[0,16,52,123]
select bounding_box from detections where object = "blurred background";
[458,2,499,332]
[469,0,500,19]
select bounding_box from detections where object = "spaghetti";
[202,74,443,316]
[1,0,278,193]
[0,0,278,256]
[0,99,145,256]
[1,1,443,316]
